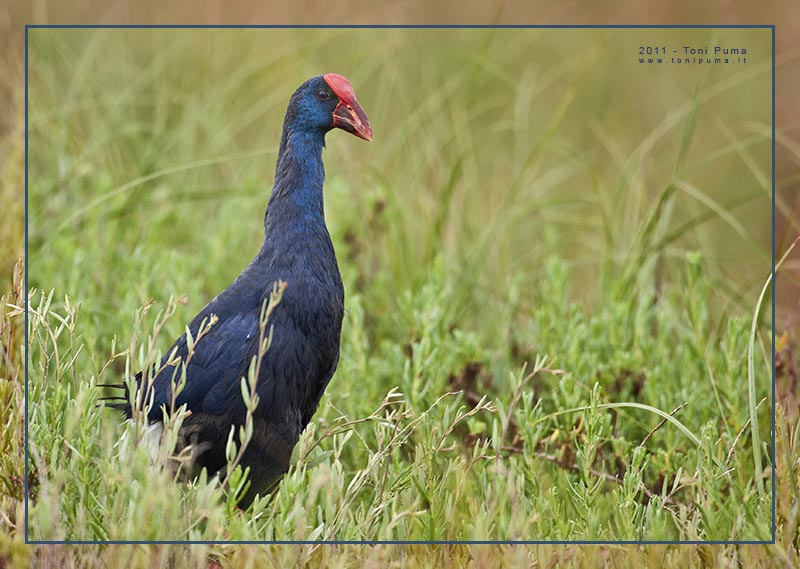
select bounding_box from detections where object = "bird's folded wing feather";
[145,310,259,420]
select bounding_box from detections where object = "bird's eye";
[317,90,331,101]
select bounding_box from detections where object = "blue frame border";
[23,23,777,546]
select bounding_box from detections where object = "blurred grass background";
[2,2,800,567]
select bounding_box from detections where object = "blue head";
[283,74,372,142]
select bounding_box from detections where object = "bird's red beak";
[323,73,372,142]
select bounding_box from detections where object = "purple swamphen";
[105,74,372,507]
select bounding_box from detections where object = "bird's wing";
[144,308,260,421]
[186,304,324,420]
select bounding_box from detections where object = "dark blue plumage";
[108,74,372,507]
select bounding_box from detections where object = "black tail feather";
[97,382,127,390]
[97,381,133,417]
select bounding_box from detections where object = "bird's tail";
[97,379,134,418]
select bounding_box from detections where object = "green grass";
[3,25,796,562]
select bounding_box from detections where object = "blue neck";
[264,126,328,237]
